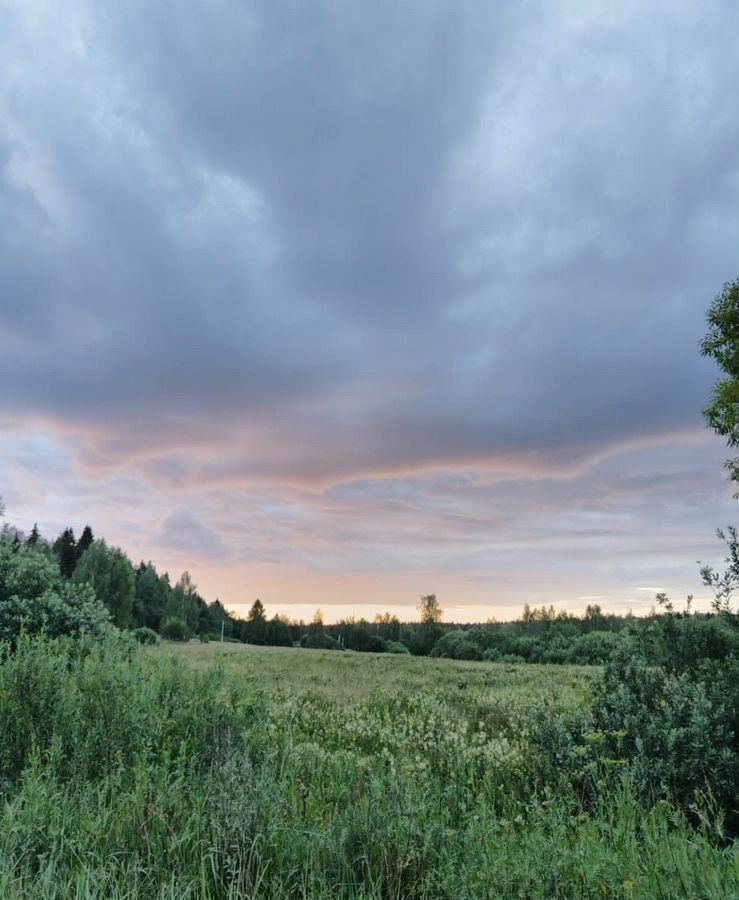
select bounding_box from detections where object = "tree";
[419,594,442,625]
[53,527,77,578]
[76,525,94,560]
[165,572,199,635]
[26,524,41,547]
[701,276,739,482]
[0,541,111,643]
[246,598,267,644]
[414,594,443,655]
[266,614,293,647]
[132,562,169,630]
[0,543,58,603]
[73,540,135,628]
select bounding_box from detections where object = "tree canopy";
[701,276,739,480]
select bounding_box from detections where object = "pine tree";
[26,523,41,547]
[53,527,77,578]
[246,598,267,644]
[76,525,94,560]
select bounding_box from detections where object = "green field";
[1,638,737,899]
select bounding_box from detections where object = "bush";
[132,626,159,645]
[430,630,482,661]
[0,582,113,646]
[385,640,410,654]
[0,632,265,790]
[568,630,625,665]
[300,630,343,650]
[533,631,739,835]
[160,616,189,641]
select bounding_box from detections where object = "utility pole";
[220,619,225,643]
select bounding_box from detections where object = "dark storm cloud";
[1,0,738,483]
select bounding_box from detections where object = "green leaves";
[702,277,739,460]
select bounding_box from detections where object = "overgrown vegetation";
[0,637,736,898]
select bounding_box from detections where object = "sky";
[1,0,738,622]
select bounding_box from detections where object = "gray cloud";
[155,510,228,559]
[2,1,737,484]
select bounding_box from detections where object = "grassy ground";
[0,637,737,898]
[163,640,597,706]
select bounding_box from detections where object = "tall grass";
[0,637,736,898]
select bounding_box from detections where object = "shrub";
[568,630,625,665]
[0,582,113,646]
[0,633,265,789]
[533,634,739,835]
[385,640,410,654]
[132,626,159,645]
[430,629,482,660]
[160,616,189,641]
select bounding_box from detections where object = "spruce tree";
[53,527,77,578]
[76,525,94,560]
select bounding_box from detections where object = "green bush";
[160,615,189,641]
[132,626,159,645]
[430,630,482,661]
[0,634,264,788]
[0,543,113,646]
[385,640,410,654]
[0,582,113,645]
[533,627,739,835]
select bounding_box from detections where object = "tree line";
[1,518,726,665]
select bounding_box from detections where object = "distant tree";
[414,594,443,655]
[374,611,401,642]
[585,603,603,631]
[266,614,293,647]
[53,527,77,578]
[166,572,200,634]
[76,525,94,560]
[346,619,387,653]
[132,562,168,630]
[73,540,135,628]
[25,523,41,547]
[246,598,267,644]
[0,495,4,518]
[419,594,442,625]
[201,598,233,639]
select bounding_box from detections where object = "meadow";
[0,636,737,899]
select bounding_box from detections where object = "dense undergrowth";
[0,635,737,899]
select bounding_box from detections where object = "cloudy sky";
[1,0,738,621]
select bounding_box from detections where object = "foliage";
[75,525,94,561]
[132,562,169,630]
[132,626,159,645]
[73,540,135,628]
[53,527,78,578]
[385,640,410,654]
[160,615,190,641]
[0,542,112,645]
[430,629,482,660]
[701,276,739,482]
[0,543,59,603]
[0,640,734,897]
[533,610,739,836]
[245,598,268,644]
